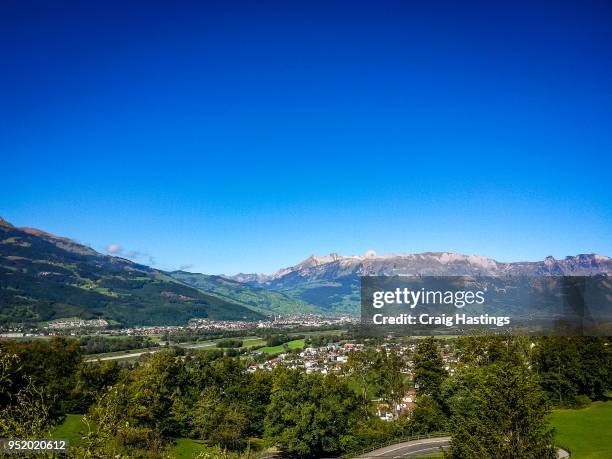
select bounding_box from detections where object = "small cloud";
[106,243,156,266]
[365,250,377,258]
[106,243,122,254]
[178,264,195,271]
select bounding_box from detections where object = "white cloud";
[106,243,122,254]
[105,243,156,266]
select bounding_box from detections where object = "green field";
[51,414,86,446]
[550,401,612,458]
[242,338,267,348]
[259,338,305,354]
[170,438,210,458]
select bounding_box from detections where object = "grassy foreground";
[51,414,86,446]
[549,400,612,458]
[170,438,209,458]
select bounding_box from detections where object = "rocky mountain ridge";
[227,252,611,313]
[2,215,609,321]
[230,252,611,287]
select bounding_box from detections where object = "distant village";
[0,314,357,337]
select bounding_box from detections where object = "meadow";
[550,400,612,458]
[258,338,305,355]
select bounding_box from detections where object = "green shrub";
[216,339,243,348]
[573,395,592,408]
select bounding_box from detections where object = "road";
[355,437,570,458]
[85,341,216,361]
[354,437,451,458]
[90,350,156,361]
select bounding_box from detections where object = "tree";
[575,337,611,400]
[67,361,120,413]
[216,339,243,348]
[264,369,361,457]
[455,335,514,367]
[448,338,556,459]
[240,369,273,437]
[413,338,447,399]
[375,349,408,417]
[76,349,264,456]
[0,363,52,439]
[125,351,189,437]
[343,349,380,416]
[408,395,447,434]
[76,383,165,459]
[192,389,248,450]
[0,337,82,418]
[533,337,611,405]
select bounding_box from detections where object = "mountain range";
[226,252,612,314]
[1,216,610,326]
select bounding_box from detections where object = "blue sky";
[1,1,611,274]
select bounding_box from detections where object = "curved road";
[355,437,570,458]
[355,437,451,458]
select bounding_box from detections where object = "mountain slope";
[169,271,322,316]
[229,252,612,314]
[0,217,264,326]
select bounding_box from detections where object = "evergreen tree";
[413,338,448,399]
[449,338,556,459]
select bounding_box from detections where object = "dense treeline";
[533,336,611,405]
[216,339,243,348]
[162,329,250,343]
[305,334,344,347]
[265,334,288,347]
[79,335,159,354]
[0,338,120,436]
[0,336,610,458]
[264,334,305,347]
[162,326,339,345]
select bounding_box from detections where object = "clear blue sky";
[1,1,611,274]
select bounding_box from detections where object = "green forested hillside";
[280,278,361,314]
[0,218,264,326]
[170,271,323,316]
